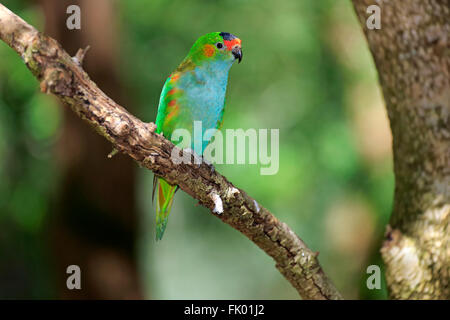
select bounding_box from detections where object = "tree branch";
[352,0,449,299]
[0,4,342,299]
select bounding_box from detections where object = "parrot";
[153,32,243,240]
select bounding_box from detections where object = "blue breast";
[177,59,233,152]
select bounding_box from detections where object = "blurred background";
[0,0,393,299]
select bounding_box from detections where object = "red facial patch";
[224,38,241,51]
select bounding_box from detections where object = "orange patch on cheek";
[203,44,215,57]
[168,88,177,95]
[168,99,177,106]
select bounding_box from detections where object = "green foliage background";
[0,0,392,299]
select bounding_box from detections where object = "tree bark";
[0,4,342,300]
[352,0,449,299]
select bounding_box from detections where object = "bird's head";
[188,32,242,65]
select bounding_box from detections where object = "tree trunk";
[39,0,143,299]
[352,0,449,299]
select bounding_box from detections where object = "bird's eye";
[216,42,224,49]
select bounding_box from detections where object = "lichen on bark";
[352,0,449,299]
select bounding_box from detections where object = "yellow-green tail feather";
[154,177,177,241]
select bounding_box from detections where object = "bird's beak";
[232,46,242,63]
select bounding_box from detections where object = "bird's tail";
[153,177,177,240]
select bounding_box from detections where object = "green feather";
[155,178,177,241]
[152,32,241,240]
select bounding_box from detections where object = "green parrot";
[153,32,243,240]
